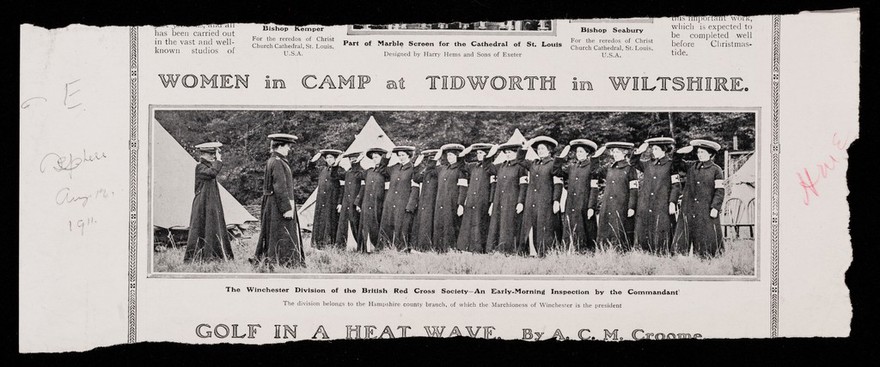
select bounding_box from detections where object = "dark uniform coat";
[456,159,494,252]
[595,160,639,250]
[558,158,599,252]
[486,159,528,254]
[356,157,390,253]
[311,164,343,249]
[334,165,364,249]
[409,163,438,251]
[432,161,468,252]
[184,158,234,262]
[672,159,725,257]
[631,154,681,254]
[379,162,418,249]
[254,152,305,267]
[519,156,563,257]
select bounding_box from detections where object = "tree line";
[155,110,755,205]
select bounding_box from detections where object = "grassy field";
[154,229,755,275]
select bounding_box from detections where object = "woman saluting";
[593,142,639,251]
[556,139,599,253]
[672,139,725,258]
[432,144,468,252]
[519,136,564,257]
[631,137,680,255]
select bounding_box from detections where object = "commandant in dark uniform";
[672,139,726,258]
[408,149,439,252]
[594,142,639,251]
[455,143,494,253]
[631,137,681,255]
[308,149,343,249]
[335,151,364,251]
[485,142,528,254]
[379,146,418,250]
[184,142,234,262]
[252,134,305,268]
[432,144,468,252]
[556,139,600,253]
[519,136,564,257]
[355,148,390,253]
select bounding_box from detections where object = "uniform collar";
[612,160,630,168]
[272,151,287,160]
[400,162,413,170]
[447,160,463,169]
[199,157,214,165]
[653,156,669,165]
[575,158,591,167]
[535,156,553,164]
[697,160,714,169]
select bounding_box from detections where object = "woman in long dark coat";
[379,146,418,250]
[486,143,528,254]
[594,142,639,251]
[556,139,599,253]
[355,148,390,253]
[335,151,364,250]
[432,144,468,252]
[184,142,234,262]
[408,149,439,252]
[519,136,564,257]
[308,149,343,249]
[456,143,494,253]
[252,134,305,268]
[631,137,681,255]
[672,139,725,258]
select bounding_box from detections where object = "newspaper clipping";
[19,11,858,352]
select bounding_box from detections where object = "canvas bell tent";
[152,120,256,245]
[722,152,756,238]
[297,115,397,233]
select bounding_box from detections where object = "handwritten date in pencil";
[68,217,96,236]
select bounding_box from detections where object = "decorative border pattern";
[128,16,784,339]
[770,15,781,338]
[128,26,139,344]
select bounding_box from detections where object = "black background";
[15,0,877,364]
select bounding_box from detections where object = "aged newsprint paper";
[20,11,858,352]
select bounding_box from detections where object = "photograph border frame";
[126,14,782,342]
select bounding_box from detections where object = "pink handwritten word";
[797,133,851,206]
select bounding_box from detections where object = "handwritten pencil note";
[20,25,131,352]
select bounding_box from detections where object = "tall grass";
[154,232,755,275]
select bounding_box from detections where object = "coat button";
[649,209,652,212]
[611,181,615,183]
[651,193,654,196]
[609,196,613,199]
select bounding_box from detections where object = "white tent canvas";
[152,120,256,229]
[298,115,396,232]
[723,153,757,225]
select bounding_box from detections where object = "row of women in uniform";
[308,136,726,259]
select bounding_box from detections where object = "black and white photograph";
[348,20,554,35]
[151,109,757,276]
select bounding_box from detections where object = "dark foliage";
[155,110,755,205]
